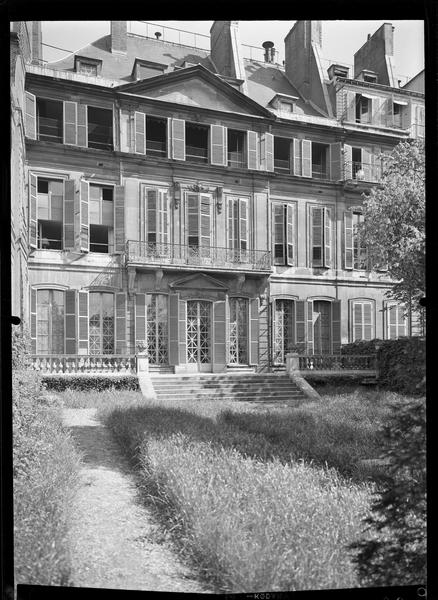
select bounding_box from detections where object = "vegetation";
[43,374,139,391]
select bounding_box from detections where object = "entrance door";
[313,300,331,354]
[186,300,212,371]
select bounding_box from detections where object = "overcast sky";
[41,20,424,84]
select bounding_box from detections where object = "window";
[385,303,407,339]
[147,295,168,364]
[185,123,209,163]
[87,106,113,151]
[79,62,97,76]
[229,297,248,364]
[311,143,329,179]
[36,289,65,354]
[89,184,114,253]
[143,188,169,256]
[274,137,291,173]
[356,94,372,124]
[186,193,212,256]
[352,212,367,270]
[273,203,294,266]
[310,206,332,268]
[36,98,63,143]
[352,147,363,179]
[313,300,332,354]
[273,299,295,364]
[146,116,167,157]
[351,300,374,341]
[227,130,245,168]
[37,178,63,249]
[89,292,114,355]
[227,197,248,260]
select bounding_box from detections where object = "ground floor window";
[229,297,248,364]
[89,292,114,355]
[386,302,407,339]
[187,300,211,364]
[313,300,331,354]
[147,294,168,364]
[36,289,64,354]
[273,299,295,364]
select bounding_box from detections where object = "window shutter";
[362,148,372,181]
[187,193,199,245]
[178,299,187,364]
[324,207,332,268]
[213,300,226,368]
[172,118,186,161]
[286,204,294,266]
[330,142,342,180]
[200,194,211,249]
[311,206,323,267]
[159,190,169,245]
[363,302,373,341]
[134,111,146,155]
[25,92,37,139]
[332,300,341,353]
[77,290,89,354]
[295,300,306,354]
[77,104,88,147]
[239,198,248,252]
[210,124,227,166]
[114,185,125,252]
[227,196,234,250]
[64,101,77,145]
[63,179,75,249]
[344,211,354,270]
[30,287,37,353]
[263,133,274,172]
[167,117,172,159]
[65,290,77,354]
[397,305,407,338]
[293,138,302,176]
[345,90,356,122]
[249,298,259,365]
[352,302,363,342]
[145,188,158,243]
[247,130,259,170]
[343,144,352,180]
[306,300,314,354]
[273,204,285,265]
[77,179,89,252]
[29,173,37,249]
[168,293,179,365]
[115,292,127,355]
[134,293,147,351]
[302,140,312,178]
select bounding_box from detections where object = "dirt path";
[63,408,211,592]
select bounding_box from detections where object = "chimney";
[210,21,247,92]
[111,21,127,54]
[354,23,396,86]
[262,41,275,63]
[30,21,42,65]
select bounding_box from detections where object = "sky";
[41,20,424,85]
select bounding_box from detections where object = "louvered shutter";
[302,140,312,178]
[77,179,89,252]
[25,92,37,139]
[239,198,248,252]
[227,196,234,251]
[286,204,294,266]
[345,90,356,122]
[29,173,37,249]
[64,101,77,145]
[213,300,226,368]
[295,300,306,354]
[324,207,332,268]
[63,179,75,249]
[343,144,352,180]
[401,100,412,130]
[344,211,354,269]
[65,290,76,354]
[30,287,37,353]
[77,104,88,147]
[114,185,125,252]
[352,302,363,341]
[262,132,274,172]
[363,302,373,341]
[145,189,157,243]
[159,189,168,245]
[167,117,172,159]
[178,299,187,364]
[134,293,147,351]
[249,298,259,365]
[115,292,127,354]
[293,138,302,176]
[311,206,323,267]
[77,290,89,354]
[168,294,179,365]
[306,300,314,354]
[362,148,372,181]
[273,204,285,265]
[187,193,199,246]
[134,111,146,155]
[247,130,259,170]
[397,305,407,337]
[332,300,341,353]
[172,118,186,160]
[330,142,342,181]
[210,124,227,166]
[200,194,211,250]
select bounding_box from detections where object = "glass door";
[186,300,212,371]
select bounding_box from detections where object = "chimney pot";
[155,31,162,40]
[367,33,371,40]
[262,40,274,63]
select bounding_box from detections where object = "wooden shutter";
[302,140,312,178]
[343,144,352,180]
[65,290,76,354]
[262,132,274,172]
[362,148,372,181]
[306,300,314,354]
[286,204,294,266]
[295,300,306,354]
[200,195,211,249]
[77,290,89,354]
[114,185,125,252]
[293,138,302,176]
[324,207,332,268]
[330,142,342,181]
[77,104,88,147]
[239,198,248,251]
[178,300,186,364]
[145,188,157,243]
[115,292,127,354]
[134,293,147,351]
[134,111,146,155]
[345,90,356,122]
[247,130,259,170]
[332,300,341,353]
[273,204,285,265]
[158,189,169,245]
[25,92,36,139]
[249,298,259,365]
[344,211,354,270]
[210,124,227,166]
[363,302,373,341]
[29,173,37,249]
[311,206,323,267]
[64,101,77,145]
[213,300,226,367]
[77,179,89,252]
[30,287,37,353]
[63,179,75,249]
[168,294,179,365]
[167,117,172,159]
[172,118,185,160]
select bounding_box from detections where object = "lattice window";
[273,299,295,364]
[186,301,211,364]
[229,297,248,364]
[89,292,114,355]
[147,294,168,364]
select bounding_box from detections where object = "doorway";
[313,300,331,354]
[186,300,212,371]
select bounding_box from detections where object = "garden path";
[63,407,212,593]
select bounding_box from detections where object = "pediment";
[169,272,229,291]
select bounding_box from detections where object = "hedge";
[42,374,139,392]
[341,339,382,355]
[377,337,425,396]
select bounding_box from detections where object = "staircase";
[150,373,307,405]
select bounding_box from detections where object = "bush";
[341,339,381,356]
[12,327,32,370]
[43,374,139,392]
[377,337,425,395]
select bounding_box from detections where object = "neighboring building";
[11,20,425,373]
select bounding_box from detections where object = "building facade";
[11,20,425,373]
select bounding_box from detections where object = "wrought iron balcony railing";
[31,354,136,374]
[345,161,382,183]
[126,241,272,272]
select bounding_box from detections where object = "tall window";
[351,300,374,341]
[227,130,245,168]
[144,188,169,248]
[229,297,248,364]
[386,303,407,339]
[37,178,63,249]
[36,289,65,354]
[274,137,291,173]
[273,299,295,364]
[273,203,294,266]
[89,292,114,355]
[146,116,167,157]
[185,123,209,163]
[89,184,114,253]
[227,196,248,260]
[187,193,212,255]
[311,143,329,179]
[355,94,372,124]
[147,295,168,364]
[352,212,367,270]
[313,300,331,354]
[36,98,63,143]
[310,206,332,268]
[87,106,113,151]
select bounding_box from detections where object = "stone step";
[151,382,299,390]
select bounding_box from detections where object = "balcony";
[346,161,382,183]
[126,241,272,273]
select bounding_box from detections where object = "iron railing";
[345,161,382,183]
[126,241,272,272]
[299,354,377,371]
[31,354,136,374]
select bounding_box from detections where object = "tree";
[360,139,425,315]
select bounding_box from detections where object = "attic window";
[79,62,97,76]
[146,116,167,157]
[185,123,209,164]
[132,59,167,80]
[87,106,113,151]
[280,101,295,113]
[74,56,102,76]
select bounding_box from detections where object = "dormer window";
[358,69,378,84]
[74,56,102,76]
[132,58,167,80]
[355,94,372,124]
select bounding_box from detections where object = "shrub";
[377,337,425,395]
[12,327,32,370]
[341,339,381,356]
[43,374,139,392]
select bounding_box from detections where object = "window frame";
[88,182,115,253]
[35,176,65,250]
[185,122,210,164]
[350,298,375,342]
[384,301,408,339]
[272,201,295,266]
[86,104,114,151]
[35,288,66,354]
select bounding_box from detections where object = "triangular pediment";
[169,272,229,291]
[116,65,272,118]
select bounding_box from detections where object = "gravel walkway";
[63,408,211,592]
